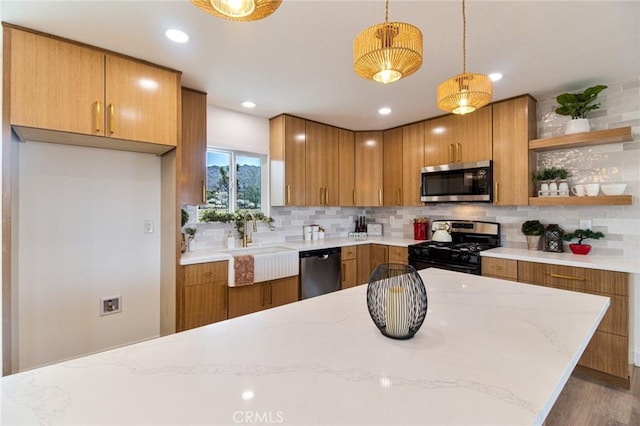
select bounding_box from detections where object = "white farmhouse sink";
[222,245,299,286]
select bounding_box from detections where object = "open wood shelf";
[529,127,633,152]
[528,195,632,206]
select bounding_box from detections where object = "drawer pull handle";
[491,265,503,270]
[95,101,101,132]
[549,273,585,281]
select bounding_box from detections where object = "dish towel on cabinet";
[233,254,255,286]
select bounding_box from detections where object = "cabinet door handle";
[94,101,101,132]
[456,143,461,162]
[352,189,356,205]
[397,188,401,205]
[378,189,383,206]
[109,103,115,134]
[449,144,454,163]
[201,181,206,204]
[222,287,227,310]
[286,185,291,205]
[319,187,323,205]
[269,283,273,305]
[325,188,329,205]
[261,285,267,307]
[494,182,499,204]
[342,263,346,282]
[549,273,585,281]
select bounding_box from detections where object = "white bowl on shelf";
[600,183,626,196]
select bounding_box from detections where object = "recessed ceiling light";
[242,101,256,108]
[378,107,392,115]
[165,29,189,43]
[489,72,503,82]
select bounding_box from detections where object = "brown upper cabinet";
[492,95,537,205]
[401,122,425,206]
[7,27,180,153]
[355,131,384,206]
[423,107,492,166]
[305,121,340,206]
[383,127,403,206]
[180,88,207,206]
[270,115,306,206]
[338,129,356,206]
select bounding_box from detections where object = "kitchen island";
[1,269,608,425]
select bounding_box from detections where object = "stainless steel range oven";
[408,220,500,275]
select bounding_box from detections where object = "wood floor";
[546,367,640,425]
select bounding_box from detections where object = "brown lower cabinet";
[482,257,630,387]
[228,275,299,319]
[341,245,357,289]
[181,261,228,331]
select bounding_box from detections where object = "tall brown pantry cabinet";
[269,115,306,206]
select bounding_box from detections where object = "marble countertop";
[1,269,608,425]
[180,236,422,266]
[482,247,640,274]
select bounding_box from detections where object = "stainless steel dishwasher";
[299,247,342,299]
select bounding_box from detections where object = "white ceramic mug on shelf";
[585,183,600,196]
[571,184,586,196]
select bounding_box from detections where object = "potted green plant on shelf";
[555,84,607,135]
[562,228,605,255]
[184,226,197,252]
[521,220,545,250]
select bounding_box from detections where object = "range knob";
[451,252,459,261]
[461,253,470,263]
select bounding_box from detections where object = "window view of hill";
[206,164,261,210]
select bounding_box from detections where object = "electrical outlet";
[579,219,592,229]
[144,219,154,234]
[101,296,122,316]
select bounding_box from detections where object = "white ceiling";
[1,1,639,131]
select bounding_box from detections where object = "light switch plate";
[367,223,383,236]
[580,219,592,229]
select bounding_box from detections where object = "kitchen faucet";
[243,212,257,247]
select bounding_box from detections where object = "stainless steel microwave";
[420,160,493,203]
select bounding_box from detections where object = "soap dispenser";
[226,231,235,249]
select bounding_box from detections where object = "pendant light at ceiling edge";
[353,0,423,84]
[437,0,492,114]
[191,0,282,21]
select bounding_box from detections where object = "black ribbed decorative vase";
[367,263,428,340]
[544,224,564,252]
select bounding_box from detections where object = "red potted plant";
[562,229,605,255]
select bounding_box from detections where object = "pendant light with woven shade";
[437,0,492,114]
[191,0,281,21]
[353,0,423,84]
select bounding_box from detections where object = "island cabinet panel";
[481,257,518,281]
[270,115,306,206]
[383,127,403,206]
[338,129,356,206]
[180,88,207,206]
[228,275,299,318]
[517,260,630,386]
[341,246,357,289]
[492,95,537,205]
[354,131,383,206]
[388,246,408,264]
[8,27,180,149]
[401,121,425,206]
[181,261,228,330]
[305,121,339,206]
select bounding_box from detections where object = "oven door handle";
[409,257,479,274]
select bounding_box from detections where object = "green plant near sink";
[201,210,274,239]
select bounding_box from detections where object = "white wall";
[206,105,269,154]
[17,141,161,370]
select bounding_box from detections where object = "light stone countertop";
[482,247,640,274]
[1,268,608,426]
[179,236,423,266]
